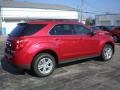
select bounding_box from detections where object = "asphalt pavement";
[0,39,120,90]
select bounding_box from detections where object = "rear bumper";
[4,53,31,70]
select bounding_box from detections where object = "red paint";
[111,26,120,37]
[5,21,114,69]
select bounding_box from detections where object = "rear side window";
[10,23,46,36]
[50,24,73,35]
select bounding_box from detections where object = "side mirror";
[89,31,96,36]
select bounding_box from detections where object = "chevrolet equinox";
[5,21,115,77]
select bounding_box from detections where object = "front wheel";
[101,44,114,61]
[32,53,56,77]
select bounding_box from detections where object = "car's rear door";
[49,24,82,61]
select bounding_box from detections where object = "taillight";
[15,39,28,51]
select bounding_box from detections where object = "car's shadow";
[0,56,102,76]
[0,57,26,75]
[57,57,103,68]
[57,59,91,68]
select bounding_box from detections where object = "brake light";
[15,39,28,51]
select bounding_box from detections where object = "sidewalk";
[0,35,7,42]
[0,35,6,52]
[0,35,6,62]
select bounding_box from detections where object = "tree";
[85,17,95,26]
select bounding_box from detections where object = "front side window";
[49,24,73,35]
[73,24,91,35]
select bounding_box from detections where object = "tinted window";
[97,26,109,31]
[91,26,100,30]
[50,24,73,35]
[106,26,114,30]
[73,24,91,35]
[10,23,46,36]
[114,27,120,30]
[101,26,107,30]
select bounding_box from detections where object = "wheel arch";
[103,42,115,54]
[31,49,59,68]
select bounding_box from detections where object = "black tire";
[32,53,56,77]
[113,35,119,43]
[100,44,114,61]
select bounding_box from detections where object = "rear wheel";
[32,53,56,77]
[101,44,114,61]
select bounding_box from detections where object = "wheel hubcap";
[38,58,53,74]
[104,47,113,60]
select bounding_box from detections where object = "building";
[0,0,79,35]
[95,14,120,26]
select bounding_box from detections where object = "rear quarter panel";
[24,36,60,64]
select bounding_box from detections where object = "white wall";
[1,8,79,35]
[2,22,18,35]
[96,15,120,26]
[1,8,79,20]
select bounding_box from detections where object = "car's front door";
[73,24,100,57]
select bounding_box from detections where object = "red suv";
[111,26,120,43]
[91,26,120,43]
[5,21,115,77]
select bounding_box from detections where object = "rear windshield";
[10,23,46,36]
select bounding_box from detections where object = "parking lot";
[0,37,120,90]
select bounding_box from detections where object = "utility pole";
[80,0,83,22]
[0,6,2,35]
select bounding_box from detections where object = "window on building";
[116,20,120,26]
[100,21,111,26]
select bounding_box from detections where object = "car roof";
[26,20,82,25]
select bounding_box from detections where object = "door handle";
[53,38,59,40]
[77,38,82,40]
